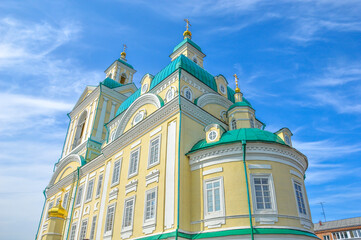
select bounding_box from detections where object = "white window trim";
[128,147,140,179]
[250,173,278,224]
[292,178,311,228]
[75,185,85,207]
[181,86,193,101]
[147,134,161,169]
[79,218,88,240]
[63,192,69,208]
[132,110,146,126]
[85,178,95,203]
[141,83,149,94]
[89,215,97,240]
[203,176,226,228]
[111,158,122,187]
[104,202,116,237]
[46,201,54,220]
[95,174,103,199]
[143,187,158,234]
[121,195,136,239]
[165,86,177,103]
[69,222,77,240]
[207,130,218,142]
[219,83,226,95]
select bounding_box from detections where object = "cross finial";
[234,74,241,93]
[123,44,127,53]
[121,44,127,59]
[184,19,191,31]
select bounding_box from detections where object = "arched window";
[120,73,127,84]
[193,57,198,64]
[231,119,237,130]
[250,118,255,128]
[72,111,87,150]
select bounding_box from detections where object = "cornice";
[69,87,100,118]
[170,42,206,59]
[196,92,233,109]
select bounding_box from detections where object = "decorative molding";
[153,72,178,95]
[145,169,160,186]
[248,164,272,169]
[89,171,96,178]
[204,217,226,228]
[196,92,232,109]
[290,170,302,179]
[114,93,164,138]
[49,154,83,187]
[131,140,141,149]
[83,205,90,216]
[181,71,212,94]
[108,187,119,202]
[73,210,79,219]
[94,201,99,212]
[114,151,123,159]
[125,179,138,195]
[203,167,223,176]
[150,126,162,137]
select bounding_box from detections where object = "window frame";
[128,147,140,178]
[46,201,54,219]
[207,130,218,142]
[62,191,69,208]
[95,174,103,199]
[147,135,161,169]
[89,215,97,240]
[69,222,77,240]
[250,173,278,214]
[292,178,308,217]
[203,176,225,220]
[85,178,95,203]
[104,203,116,237]
[143,187,158,225]
[231,119,237,130]
[122,195,136,232]
[75,184,84,207]
[111,159,122,187]
[79,218,88,240]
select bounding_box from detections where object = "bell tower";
[104,44,136,84]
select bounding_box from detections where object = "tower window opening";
[72,111,87,150]
[120,73,127,84]
[193,57,198,64]
[231,119,237,130]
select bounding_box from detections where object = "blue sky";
[1,0,361,239]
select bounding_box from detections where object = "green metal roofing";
[228,101,253,110]
[101,78,123,89]
[117,58,134,69]
[115,54,251,116]
[188,128,286,154]
[173,38,203,53]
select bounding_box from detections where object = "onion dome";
[48,200,67,219]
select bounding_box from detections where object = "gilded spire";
[234,74,240,93]
[183,19,192,39]
[121,44,127,60]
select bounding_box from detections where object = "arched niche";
[114,93,164,138]
[49,154,83,186]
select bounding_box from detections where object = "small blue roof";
[101,78,122,89]
[173,38,203,53]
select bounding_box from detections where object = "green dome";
[228,101,253,111]
[188,128,286,154]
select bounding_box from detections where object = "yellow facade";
[36,28,317,240]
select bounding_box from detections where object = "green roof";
[101,78,123,89]
[188,128,286,154]
[228,101,253,110]
[115,54,251,117]
[173,38,203,53]
[117,58,134,69]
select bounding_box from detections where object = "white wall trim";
[248,164,272,169]
[202,167,223,176]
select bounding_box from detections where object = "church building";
[35,21,318,240]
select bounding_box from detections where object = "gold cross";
[184,19,191,31]
[123,44,127,53]
[233,74,239,88]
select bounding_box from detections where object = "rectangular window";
[294,181,307,215]
[89,215,97,240]
[96,174,103,198]
[128,148,140,177]
[69,223,77,240]
[47,202,54,219]
[353,229,361,237]
[144,188,157,221]
[79,219,88,240]
[148,136,160,167]
[56,197,61,206]
[123,197,135,228]
[75,185,84,206]
[333,231,350,239]
[111,160,121,185]
[253,177,272,210]
[63,192,69,208]
[203,177,225,221]
[86,179,95,202]
[104,204,115,233]
[323,235,330,240]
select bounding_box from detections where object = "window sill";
[147,161,160,170]
[142,220,156,234]
[110,181,119,188]
[204,215,225,228]
[254,211,278,224]
[121,227,133,239]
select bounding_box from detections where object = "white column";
[115,66,121,82]
[95,97,109,141]
[64,120,74,156]
[96,161,111,239]
[67,116,78,153]
[87,99,98,139]
[109,101,117,121]
[164,120,177,229]
[82,104,92,142]
[63,183,78,240]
